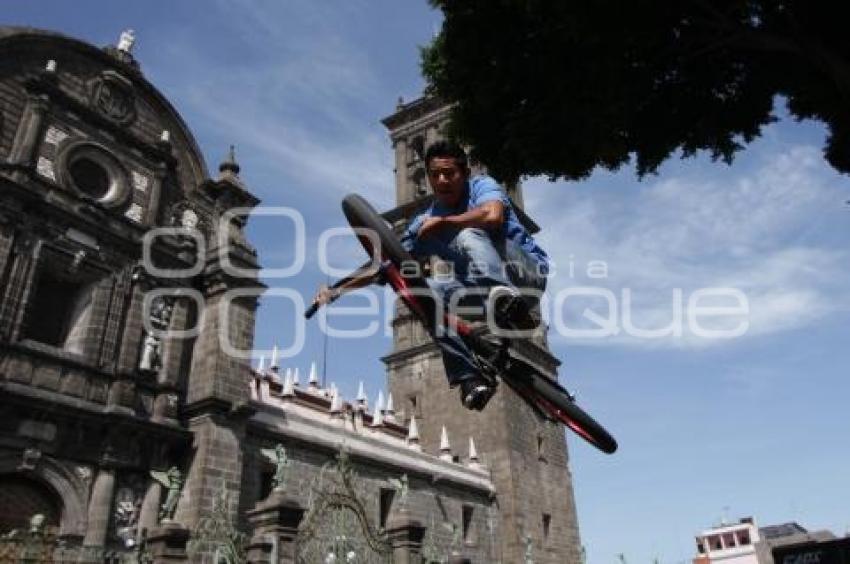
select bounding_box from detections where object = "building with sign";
[693,518,840,564]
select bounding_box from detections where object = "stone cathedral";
[0,27,583,563]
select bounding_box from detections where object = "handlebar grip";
[304,302,320,319]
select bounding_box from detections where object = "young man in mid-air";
[314,141,549,410]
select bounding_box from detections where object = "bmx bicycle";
[306,194,617,454]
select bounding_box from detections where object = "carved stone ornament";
[88,71,136,126]
[168,200,209,238]
[19,447,42,471]
[75,465,93,482]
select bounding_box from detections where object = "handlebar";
[303,259,380,319]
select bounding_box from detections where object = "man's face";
[427,157,468,208]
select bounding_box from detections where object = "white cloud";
[525,145,850,348]
[146,1,399,209]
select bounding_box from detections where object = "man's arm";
[417,200,504,238]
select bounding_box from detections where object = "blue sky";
[8,2,850,562]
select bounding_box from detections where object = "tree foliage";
[422,1,850,182]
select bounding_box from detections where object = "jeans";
[413,228,547,386]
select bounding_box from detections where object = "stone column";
[144,159,167,227]
[246,490,305,564]
[137,478,163,543]
[153,295,189,424]
[385,512,425,564]
[393,137,408,204]
[83,466,116,547]
[9,93,49,167]
[0,237,38,341]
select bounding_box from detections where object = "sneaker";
[460,377,494,411]
[489,285,535,331]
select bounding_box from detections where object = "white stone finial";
[160,130,171,143]
[407,416,421,451]
[270,345,280,371]
[372,391,384,426]
[468,437,481,469]
[440,426,451,452]
[259,377,271,402]
[308,361,319,389]
[385,393,396,423]
[117,29,136,53]
[439,426,454,461]
[292,367,300,387]
[282,371,295,397]
[356,381,366,407]
[45,60,57,73]
[256,355,266,374]
[330,388,343,414]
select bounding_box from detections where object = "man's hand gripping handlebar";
[304,260,386,319]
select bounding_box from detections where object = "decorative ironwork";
[297,448,392,563]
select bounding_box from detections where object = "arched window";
[0,476,61,534]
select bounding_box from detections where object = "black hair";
[424,140,469,172]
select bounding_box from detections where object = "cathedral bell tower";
[381,96,584,563]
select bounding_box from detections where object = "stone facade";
[380,96,584,563]
[0,27,503,563]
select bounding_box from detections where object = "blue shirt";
[401,175,549,274]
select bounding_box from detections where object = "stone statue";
[260,444,291,492]
[115,487,141,548]
[150,298,173,329]
[387,474,409,510]
[151,466,183,522]
[138,333,160,373]
[181,208,199,230]
[117,29,136,53]
[29,514,45,534]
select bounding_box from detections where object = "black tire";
[341,194,438,331]
[525,371,618,454]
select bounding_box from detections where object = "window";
[56,140,130,208]
[407,394,421,418]
[722,533,736,548]
[379,488,395,528]
[462,505,474,544]
[22,271,97,354]
[737,531,751,545]
[542,513,551,542]
[69,157,110,199]
[710,535,722,550]
[697,540,706,554]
